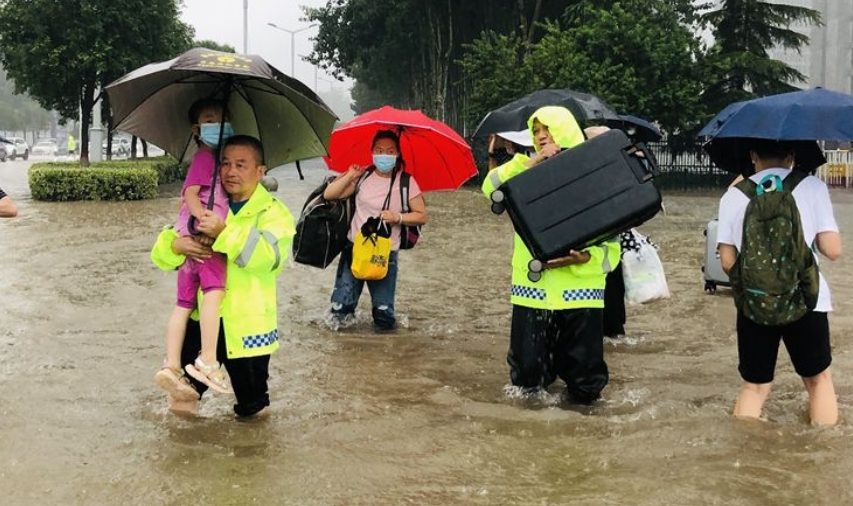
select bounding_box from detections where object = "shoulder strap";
[734,176,758,199]
[784,170,808,192]
[399,171,411,212]
[381,169,399,211]
[355,167,374,191]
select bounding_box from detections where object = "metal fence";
[469,140,853,191]
[646,141,731,191]
[818,150,853,188]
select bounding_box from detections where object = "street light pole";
[243,0,248,53]
[267,23,318,77]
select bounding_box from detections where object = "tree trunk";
[131,136,138,160]
[517,0,528,39]
[79,81,94,167]
[527,0,543,43]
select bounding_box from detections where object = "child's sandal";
[186,358,233,394]
[154,366,200,402]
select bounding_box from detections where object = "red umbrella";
[324,106,477,192]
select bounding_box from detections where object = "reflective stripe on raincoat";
[151,185,295,358]
[482,106,621,310]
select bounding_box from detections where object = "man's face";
[532,120,556,151]
[220,144,265,201]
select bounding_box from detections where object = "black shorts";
[737,310,832,384]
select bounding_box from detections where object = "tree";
[460,1,707,139]
[457,30,532,130]
[0,67,50,137]
[0,0,192,165]
[304,0,572,131]
[701,0,822,113]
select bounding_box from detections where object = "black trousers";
[603,264,626,337]
[508,305,609,404]
[182,318,271,417]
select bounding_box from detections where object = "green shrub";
[28,157,187,201]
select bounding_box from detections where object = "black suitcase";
[490,129,662,281]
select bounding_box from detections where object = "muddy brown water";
[1,158,852,505]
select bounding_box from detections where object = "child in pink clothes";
[155,98,233,398]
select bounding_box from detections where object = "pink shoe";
[185,358,233,394]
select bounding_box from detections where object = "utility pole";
[243,0,249,53]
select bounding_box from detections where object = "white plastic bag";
[621,230,670,305]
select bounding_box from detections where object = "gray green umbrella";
[105,47,337,168]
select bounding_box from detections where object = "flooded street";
[2,158,853,505]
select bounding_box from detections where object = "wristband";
[398,213,404,225]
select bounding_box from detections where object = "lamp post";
[297,53,318,92]
[243,0,248,53]
[267,22,318,77]
[318,76,336,92]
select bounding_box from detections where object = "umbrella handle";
[187,215,200,236]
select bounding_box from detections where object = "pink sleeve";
[407,175,423,201]
[182,151,215,193]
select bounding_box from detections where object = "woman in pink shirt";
[322,130,428,331]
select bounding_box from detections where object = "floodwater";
[1,158,853,505]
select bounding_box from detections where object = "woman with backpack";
[322,130,427,332]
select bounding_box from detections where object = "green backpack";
[729,171,820,326]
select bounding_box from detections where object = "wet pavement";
[1,158,853,505]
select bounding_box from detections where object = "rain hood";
[527,106,584,153]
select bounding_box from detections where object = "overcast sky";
[179,0,347,95]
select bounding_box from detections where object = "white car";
[5,137,29,160]
[103,137,131,157]
[32,140,60,157]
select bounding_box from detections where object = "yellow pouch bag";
[351,218,391,280]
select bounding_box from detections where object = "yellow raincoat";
[482,106,621,310]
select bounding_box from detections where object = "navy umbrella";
[606,114,662,142]
[472,89,620,138]
[699,87,853,174]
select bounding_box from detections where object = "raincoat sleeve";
[481,153,530,197]
[212,200,296,276]
[584,238,621,274]
[150,227,184,271]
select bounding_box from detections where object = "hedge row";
[29,157,188,201]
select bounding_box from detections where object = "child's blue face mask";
[199,122,234,148]
[372,154,397,173]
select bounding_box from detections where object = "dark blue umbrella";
[699,87,853,140]
[607,114,662,142]
[697,87,853,174]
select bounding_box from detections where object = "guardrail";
[817,150,853,188]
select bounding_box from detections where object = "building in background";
[767,0,853,93]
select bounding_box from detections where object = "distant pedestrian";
[67,134,76,156]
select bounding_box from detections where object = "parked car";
[102,137,131,158]
[32,140,60,157]
[5,137,29,160]
[0,142,7,162]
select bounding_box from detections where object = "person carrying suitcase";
[482,106,621,404]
